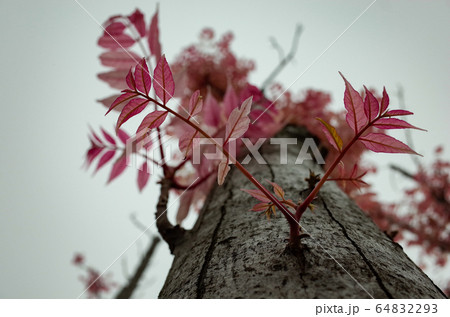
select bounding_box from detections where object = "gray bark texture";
[159,125,446,299]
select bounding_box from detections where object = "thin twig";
[115,236,161,299]
[390,164,415,180]
[269,37,285,62]
[130,213,153,238]
[261,24,302,91]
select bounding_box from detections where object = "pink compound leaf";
[134,58,152,96]
[137,161,151,191]
[360,133,421,156]
[153,55,175,105]
[116,98,150,130]
[339,72,368,133]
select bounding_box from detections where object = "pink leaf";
[104,22,126,35]
[134,58,152,95]
[128,9,146,37]
[97,70,129,89]
[105,91,139,115]
[265,180,285,199]
[188,90,203,118]
[98,33,135,50]
[116,98,150,129]
[224,96,252,143]
[86,146,103,166]
[125,68,136,90]
[116,129,130,145]
[148,7,162,60]
[203,90,221,127]
[217,159,230,185]
[380,87,390,114]
[339,72,367,133]
[99,51,141,70]
[95,150,115,173]
[137,161,150,191]
[360,133,421,155]
[316,118,343,152]
[363,86,379,122]
[98,94,125,113]
[223,84,239,118]
[384,109,414,117]
[176,191,194,224]
[101,128,116,145]
[241,188,271,203]
[153,55,175,104]
[251,202,270,212]
[136,111,169,142]
[178,127,199,158]
[374,118,425,131]
[108,155,127,183]
[89,128,104,145]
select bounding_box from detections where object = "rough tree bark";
[159,125,446,298]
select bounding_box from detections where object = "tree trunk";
[159,125,446,299]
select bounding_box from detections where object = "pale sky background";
[0,0,449,298]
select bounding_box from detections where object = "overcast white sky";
[0,0,449,298]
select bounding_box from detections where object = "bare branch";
[115,236,161,299]
[155,178,186,253]
[261,24,303,91]
[268,37,285,62]
[389,164,415,180]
